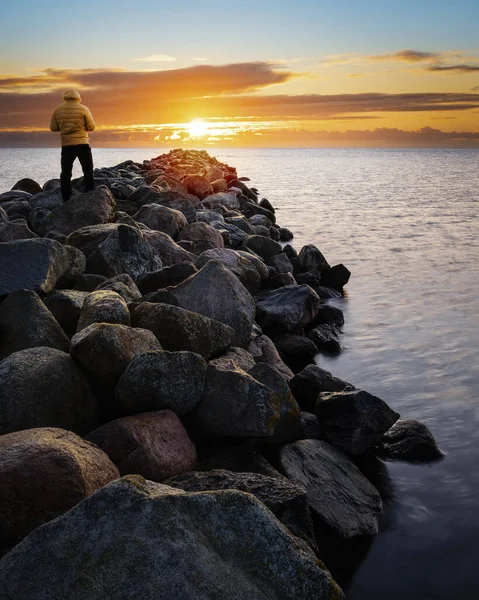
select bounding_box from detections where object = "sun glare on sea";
[187,119,209,138]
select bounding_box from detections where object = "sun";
[187,119,209,138]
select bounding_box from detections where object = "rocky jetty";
[0,148,442,598]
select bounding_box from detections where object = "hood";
[63,89,81,102]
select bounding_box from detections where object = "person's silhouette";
[50,89,96,202]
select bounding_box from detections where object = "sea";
[1,147,478,599]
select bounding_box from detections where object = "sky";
[1,0,479,147]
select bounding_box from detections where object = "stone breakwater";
[0,148,443,599]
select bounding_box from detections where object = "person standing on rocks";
[49,89,96,202]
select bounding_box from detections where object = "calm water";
[1,148,479,598]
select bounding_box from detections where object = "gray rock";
[299,412,321,440]
[38,187,117,236]
[0,290,70,360]
[243,234,282,258]
[65,223,120,256]
[55,245,87,289]
[143,230,196,266]
[249,214,272,228]
[178,222,225,254]
[28,187,63,210]
[133,203,188,238]
[166,469,317,551]
[375,419,444,462]
[247,334,294,381]
[237,250,269,281]
[0,219,37,242]
[0,238,81,296]
[0,199,31,217]
[320,264,351,291]
[132,302,233,359]
[190,364,280,437]
[201,191,240,209]
[0,427,119,556]
[11,178,42,195]
[265,253,294,274]
[70,323,161,386]
[209,347,256,372]
[28,206,51,233]
[196,209,224,225]
[73,273,108,292]
[42,289,88,336]
[0,476,343,600]
[273,333,317,363]
[116,351,207,415]
[252,224,271,237]
[86,411,197,481]
[225,216,255,234]
[76,290,130,332]
[136,263,197,294]
[210,220,249,248]
[94,273,142,302]
[316,389,400,455]
[280,439,382,538]
[255,285,321,336]
[86,224,162,279]
[290,364,354,412]
[298,244,330,271]
[279,227,294,241]
[195,248,261,295]
[0,347,98,436]
[0,206,7,222]
[171,260,256,348]
[307,324,342,354]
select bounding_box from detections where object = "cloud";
[192,58,209,61]
[133,55,177,62]
[427,64,479,73]
[367,49,441,62]
[471,86,479,91]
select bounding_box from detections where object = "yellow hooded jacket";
[50,89,96,146]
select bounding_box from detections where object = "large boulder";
[38,187,117,236]
[170,260,256,347]
[280,440,382,538]
[247,333,294,381]
[0,476,343,600]
[42,289,88,336]
[0,347,98,436]
[70,323,161,386]
[0,290,70,360]
[315,389,400,455]
[0,238,81,296]
[255,285,321,336]
[177,222,225,254]
[11,178,42,195]
[320,264,351,291]
[116,351,207,415]
[0,206,7,222]
[298,244,330,271]
[132,302,233,359]
[189,364,280,437]
[243,234,282,259]
[94,273,142,302]
[65,223,120,256]
[183,175,213,199]
[196,248,261,295]
[209,347,256,372]
[0,428,119,556]
[143,230,196,266]
[137,263,197,294]
[76,290,130,332]
[86,411,197,481]
[86,224,162,279]
[0,219,37,242]
[375,419,444,462]
[133,203,187,238]
[201,191,239,210]
[166,469,317,551]
[290,364,354,412]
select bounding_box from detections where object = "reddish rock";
[86,410,197,481]
[183,175,213,200]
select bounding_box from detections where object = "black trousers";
[60,144,95,201]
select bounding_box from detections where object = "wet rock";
[210,220,248,247]
[315,389,400,455]
[76,290,130,332]
[320,264,351,291]
[11,178,42,195]
[0,290,70,360]
[0,238,80,296]
[38,187,117,236]
[86,411,197,480]
[0,476,343,600]
[116,351,207,415]
[255,285,321,336]
[259,197,275,212]
[133,203,187,237]
[190,364,280,437]
[261,271,297,291]
[166,469,317,551]
[265,253,294,274]
[269,226,280,241]
[86,224,162,279]
[42,289,88,336]
[183,175,213,199]
[280,439,382,538]
[94,273,142,302]
[249,214,272,229]
[136,263,197,294]
[290,364,354,412]
[307,324,342,354]
[314,286,343,299]
[313,304,345,327]
[196,248,261,295]
[298,244,330,271]
[209,347,256,372]
[177,222,225,254]
[375,419,444,462]
[247,333,294,381]
[0,347,98,436]
[70,322,161,386]
[170,260,256,348]
[132,302,233,359]
[243,234,282,259]
[0,219,37,242]
[272,333,317,372]
[279,227,294,241]
[0,427,119,556]
[237,249,269,281]
[143,230,196,266]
